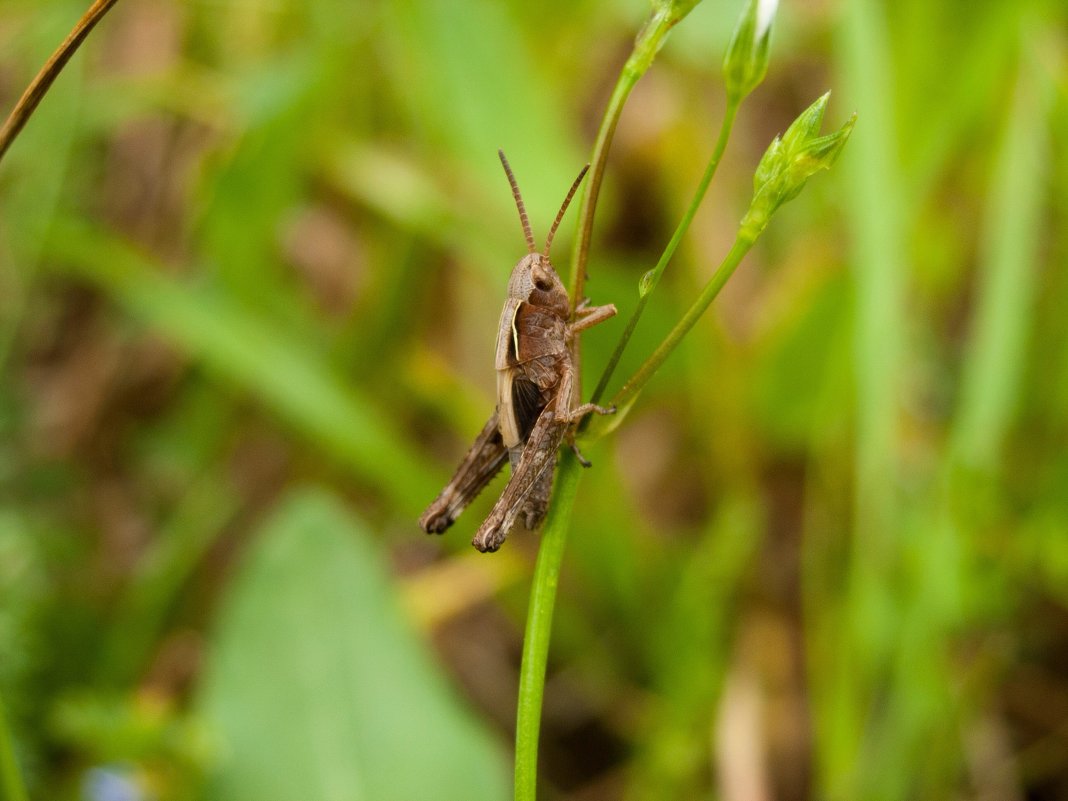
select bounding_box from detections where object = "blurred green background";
[1,0,1067,799]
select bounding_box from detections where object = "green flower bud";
[740,93,856,240]
[651,0,703,25]
[723,0,777,102]
[630,0,705,77]
[753,133,783,192]
[782,91,829,146]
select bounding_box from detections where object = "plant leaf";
[199,488,509,801]
[43,222,438,511]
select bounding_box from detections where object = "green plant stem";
[515,18,654,797]
[568,6,683,307]
[513,234,756,799]
[0,0,119,165]
[589,98,740,407]
[567,73,632,307]
[0,696,28,801]
[518,7,701,798]
[610,234,754,415]
[513,451,583,801]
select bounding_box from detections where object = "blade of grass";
[95,471,241,687]
[837,0,906,555]
[44,221,439,511]
[949,51,1048,470]
[883,43,1053,801]
[818,0,907,795]
[0,695,27,801]
[904,5,1020,204]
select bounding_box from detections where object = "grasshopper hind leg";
[505,445,554,530]
[520,458,555,529]
[420,412,508,534]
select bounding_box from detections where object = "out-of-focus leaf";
[0,692,28,801]
[95,473,240,687]
[44,222,439,510]
[197,50,319,310]
[752,272,851,448]
[383,0,579,211]
[950,62,1048,470]
[199,488,509,801]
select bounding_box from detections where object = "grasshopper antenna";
[544,163,589,257]
[498,149,536,254]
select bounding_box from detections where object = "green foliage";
[45,222,437,511]
[723,0,772,102]
[742,93,855,240]
[0,0,1066,800]
[200,489,509,801]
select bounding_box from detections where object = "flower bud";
[723,0,777,102]
[782,91,829,146]
[740,93,856,239]
[630,0,706,76]
[652,0,703,24]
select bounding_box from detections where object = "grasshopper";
[420,151,617,552]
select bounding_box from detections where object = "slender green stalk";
[589,99,740,407]
[609,235,753,415]
[567,72,634,307]
[513,452,583,801]
[568,4,691,306]
[0,696,28,801]
[514,8,699,797]
[515,231,756,798]
[0,0,119,165]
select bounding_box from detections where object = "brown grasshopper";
[420,151,617,552]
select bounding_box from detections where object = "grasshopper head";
[498,149,588,318]
[507,253,569,316]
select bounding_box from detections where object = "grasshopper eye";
[531,261,555,292]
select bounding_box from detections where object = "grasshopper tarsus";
[419,512,451,535]
[472,529,504,553]
[570,441,593,468]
